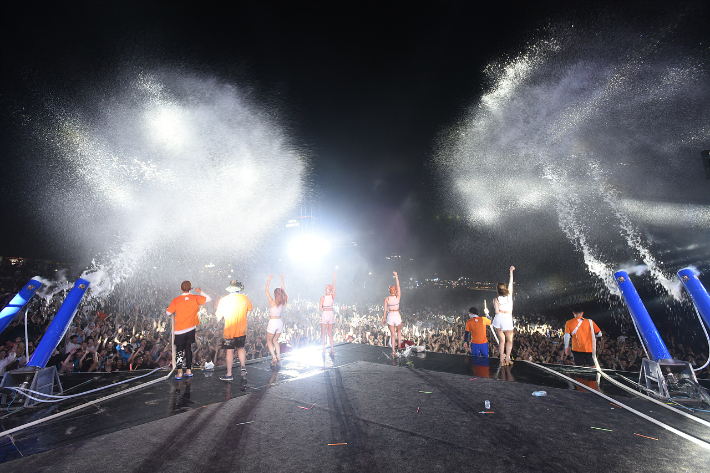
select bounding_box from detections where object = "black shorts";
[572,350,594,366]
[174,329,196,348]
[222,336,246,349]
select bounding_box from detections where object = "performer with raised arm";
[215,280,253,382]
[265,274,288,366]
[382,271,402,358]
[492,266,515,366]
[166,281,211,380]
[319,272,336,353]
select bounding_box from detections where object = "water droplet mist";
[436,25,710,304]
[35,70,307,300]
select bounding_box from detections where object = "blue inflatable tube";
[28,278,90,369]
[0,279,43,336]
[614,271,672,361]
[678,268,710,332]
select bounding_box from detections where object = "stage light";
[285,346,328,367]
[288,234,331,263]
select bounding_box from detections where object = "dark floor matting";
[1,344,709,472]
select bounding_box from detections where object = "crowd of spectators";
[0,275,708,381]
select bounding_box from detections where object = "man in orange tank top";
[564,307,602,367]
[166,281,211,380]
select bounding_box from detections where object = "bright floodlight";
[288,234,331,262]
[286,345,330,367]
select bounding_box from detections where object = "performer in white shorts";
[492,266,515,366]
[382,271,402,357]
[319,272,336,353]
[265,274,288,365]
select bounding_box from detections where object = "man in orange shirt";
[564,307,602,366]
[166,281,211,380]
[215,280,253,382]
[465,307,492,357]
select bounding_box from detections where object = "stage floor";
[1,343,709,471]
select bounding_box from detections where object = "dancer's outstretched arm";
[265,275,274,305]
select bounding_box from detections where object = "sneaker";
[220,375,233,382]
[241,368,248,376]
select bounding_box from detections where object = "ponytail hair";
[497,282,509,297]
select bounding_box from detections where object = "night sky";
[1,1,709,292]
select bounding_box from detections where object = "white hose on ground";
[591,359,710,428]
[524,360,710,451]
[0,366,174,438]
[0,322,179,438]
[7,367,164,402]
[588,319,710,429]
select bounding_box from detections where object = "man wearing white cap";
[215,280,253,381]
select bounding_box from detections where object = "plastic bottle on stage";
[531,391,547,397]
[485,400,491,409]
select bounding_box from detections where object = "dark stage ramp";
[1,343,709,472]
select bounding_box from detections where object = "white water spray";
[36,71,307,298]
[436,24,710,301]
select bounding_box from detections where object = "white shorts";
[267,318,283,334]
[492,313,514,332]
[386,312,402,327]
[321,311,334,325]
